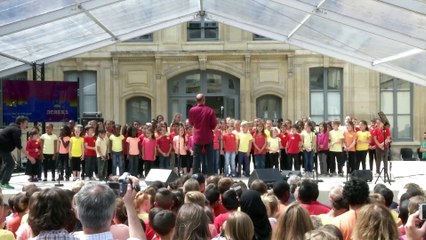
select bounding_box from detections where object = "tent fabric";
[0,0,425,85]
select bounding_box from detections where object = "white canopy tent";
[0,0,425,85]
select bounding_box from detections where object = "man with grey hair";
[74,178,146,239]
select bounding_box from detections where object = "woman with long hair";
[174,203,210,240]
[272,203,314,240]
[352,203,399,240]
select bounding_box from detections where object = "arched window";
[256,95,282,120]
[126,97,151,124]
[168,70,240,122]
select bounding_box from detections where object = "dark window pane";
[189,30,202,39]
[310,67,324,90]
[205,29,217,39]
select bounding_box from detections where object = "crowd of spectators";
[0,172,424,240]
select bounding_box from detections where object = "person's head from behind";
[398,199,410,225]
[155,188,174,210]
[250,179,268,195]
[184,191,206,207]
[204,185,220,207]
[12,192,29,214]
[352,203,399,240]
[408,195,426,215]
[152,209,176,239]
[218,177,234,195]
[368,193,385,205]
[377,187,394,208]
[28,188,75,236]
[183,178,200,194]
[329,184,348,214]
[273,203,314,240]
[174,203,210,240]
[304,229,339,240]
[192,173,206,193]
[320,224,343,240]
[222,189,239,211]
[224,211,254,240]
[273,180,290,204]
[75,183,116,231]
[297,179,318,204]
[343,178,369,207]
[113,198,127,224]
[261,193,279,218]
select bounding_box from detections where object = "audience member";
[250,179,268,195]
[332,178,369,240]
[174,203,210,240]
[272,203,314,240]
[240,190,272,240]
[0,194,14,239]
[297,179,330,215]
[273,180,291,215]
[154,188,174,210]
[28,188,77,239]
[151,210,176,240]
[184,191,207,207]
[223,211,254,240]
[261,193,279,226]
[352,203,399,240]
[214,189,239,232]
[183,178,200,194]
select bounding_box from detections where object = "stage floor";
[2,160,426,205]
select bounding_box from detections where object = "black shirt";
[0,123,22,152]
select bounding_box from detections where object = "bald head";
[196,93,205,104]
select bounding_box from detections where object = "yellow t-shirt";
[267,137,280,153]
[40,133,58,154]
[355,131,371,151]
[70,136,84,157]
[109,134,125,152]
[329,129,344,152]
[238,132,253,152]
[301,130,315,150]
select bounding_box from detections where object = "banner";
[2,80,78,122]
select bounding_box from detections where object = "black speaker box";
[145,169,179,185]
[351,170,373,182]
[248,169,283,187]
[281,170,302,181]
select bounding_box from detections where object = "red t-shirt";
[222,133,237,152]
[214,211,234,232]
[278,132,287,149]
[84,136,97,156]
[253,133,267,155]
[26,139,41,159]
[157,135,172,154]
[213,129,222,150]
[142,138,157,161]
[369,128,376,147]
[373,127,391,145]
[300,202,331,215]
[286,133,302,154]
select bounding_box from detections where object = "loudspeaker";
[351,170,373,182]
[281,170,302,181]
[248,169,283,187]
[145,169,179,185]
[79,117,104,127]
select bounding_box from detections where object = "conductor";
[0,116,28,189]
[188,93,217,175]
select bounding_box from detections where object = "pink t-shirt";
[142,138,157,161]
[126,137,140,155]
[59,136,70,154]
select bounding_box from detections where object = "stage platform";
[2,161,426,205]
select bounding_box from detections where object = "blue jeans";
[254,154,266,169]
[238,152,250,177]
[303,150,314,172]
[213,149,220,175]
[193,142,213,175]
[224,152,236,176]
[158,156,170,169]
[111,152,124,176]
